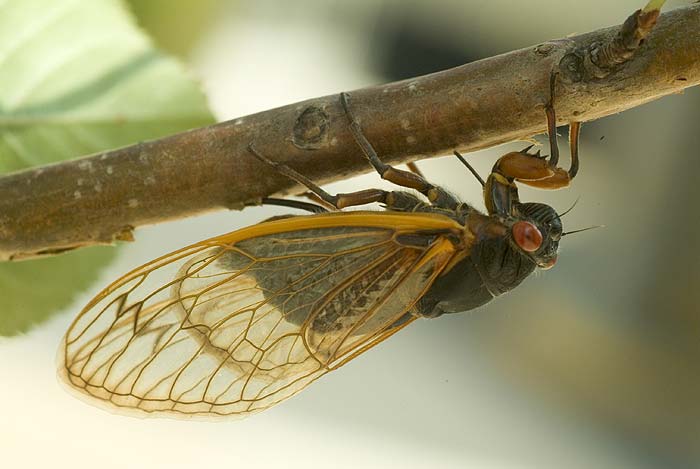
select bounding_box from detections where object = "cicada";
[58,91,581,419]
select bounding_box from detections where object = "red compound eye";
[512,221,543,252]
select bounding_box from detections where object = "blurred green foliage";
[0,0,215,335]
[127,0,226,57]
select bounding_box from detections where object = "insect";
[58,87,581,419]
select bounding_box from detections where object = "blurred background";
[1,1,698,468]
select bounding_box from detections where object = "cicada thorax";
[417,218,536,317]
[417,201,562,318]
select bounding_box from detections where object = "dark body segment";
[218,224,456,328]
[419,236,537,317]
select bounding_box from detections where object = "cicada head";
[511,202,562,270]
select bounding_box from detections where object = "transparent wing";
[59,213,460,418]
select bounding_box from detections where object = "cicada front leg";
[484,73,582,217]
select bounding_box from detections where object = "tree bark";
[1,4,698,260]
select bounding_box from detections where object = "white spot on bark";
[235,119,244,125]
[94,183,102,193]
[73,190,82,199]
[144,175,156,185]
[106,166,113,175]
[77,178,84,186]
[401,119,411,129]
[406,136,417,144]
[128,199,139,208]
[78,161,94,172]
[330,137,338,146]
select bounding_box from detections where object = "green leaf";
[0,0,215,335]
[0,246,116,336]
[127,0,224,58]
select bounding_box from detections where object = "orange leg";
[341,92,459,210]
[248,144,427,212]
[483,73,582,216]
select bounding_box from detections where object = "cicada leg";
[406,162,425,178]
[340,92,459,210]
[484,73,582,216]
[260,197,329,214]
[298,191,338,211]
[248,144,428,212]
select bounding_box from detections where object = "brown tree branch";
[1,4,698,261]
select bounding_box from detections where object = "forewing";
[59,213,460,418]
